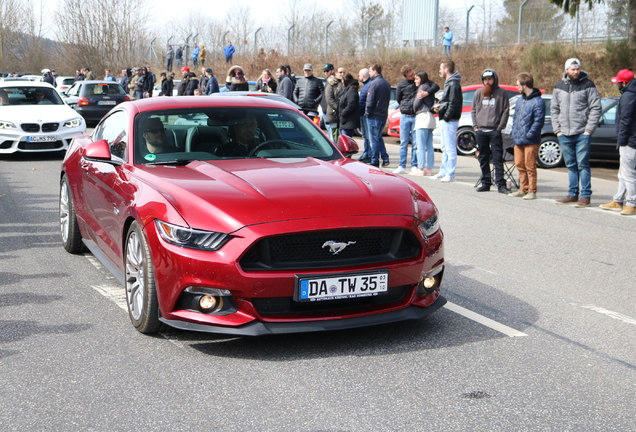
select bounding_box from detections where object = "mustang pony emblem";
[322,240,356,255]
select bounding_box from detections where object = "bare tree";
[55,0,151,73]
[0,0,24,70]
[225,4,255,57]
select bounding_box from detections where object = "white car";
[55,76,76,94]
[432,111,476,155]
[0,82,86,154]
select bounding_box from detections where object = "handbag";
[415,110,436,130]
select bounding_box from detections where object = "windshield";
[84,83,125,95]
[134,107,338,164]
[0,86,64,106]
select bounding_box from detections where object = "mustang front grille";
[21,123,40,132]
[240,228,422,271]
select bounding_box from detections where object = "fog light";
[199,295,218,310]
[423,277,437,289]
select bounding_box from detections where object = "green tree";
[496,0,564,44]
[548,0,636,45]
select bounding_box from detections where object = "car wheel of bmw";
[537,136,563,168]
[59,175,84,254]
[125,221,162,334]
[456,128,477,156]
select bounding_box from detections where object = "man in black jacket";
[431,59,462,182]
[276,66,294,101]
[293,64,324,116]
[394,65,417,174]
[365,63,391,168]
[600,69,636,216]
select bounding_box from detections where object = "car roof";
[117,95,298,112]
[210,91,300,109]
[0,81,56,89]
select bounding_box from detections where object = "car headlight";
[0,120,16,129]
[418,212,440,238]
[155,220,232,251]
[64,118,83,128]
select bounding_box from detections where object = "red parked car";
[387,84,521,138]
[59,96,446,335]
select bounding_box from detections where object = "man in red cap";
[599,69,636,215]
[177,67,191,96]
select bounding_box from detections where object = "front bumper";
[160,296,447,336]
[0,128,84,153]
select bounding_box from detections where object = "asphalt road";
[1,147,635,431]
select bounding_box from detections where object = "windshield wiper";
[147,158,197,166]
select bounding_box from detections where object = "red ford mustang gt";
[59,96,446,335]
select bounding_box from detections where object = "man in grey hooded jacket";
[551,58,601,208]
[472,68,510,193]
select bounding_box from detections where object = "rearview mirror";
[83,139,112,161]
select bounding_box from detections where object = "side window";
[95,111,128,160]
[602,105,616,125]
[67,84,79,97]
[462,90,475,107]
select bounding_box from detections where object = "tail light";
[124,96,131,101]
[312,116,320,126]
[78,96,89,106]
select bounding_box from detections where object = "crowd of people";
[44,33,634,215]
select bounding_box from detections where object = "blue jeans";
[399,114,417,168]
[135,91,144,100]
[444,45,451,56]
[360,116,371,159]
[558,134,592,198]
[415,128,434,169]
[439,120,458,178]
[340,129,354,137]
[367,116,389,166]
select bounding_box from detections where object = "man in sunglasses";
[142,118,179,154]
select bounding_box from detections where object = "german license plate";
[98,100,116,105]
[26,135,56,143]
[295,270,389,302]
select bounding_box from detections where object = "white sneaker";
[410,168,424,176]
[393,166,407,174]
[440,175,455,182]
[429,173,444,180]
[523,192,537,200]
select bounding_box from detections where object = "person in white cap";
[551,58,602,208]
[599,69,636,216]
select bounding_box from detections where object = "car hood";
[0,104,80,122]
[135,158,419,232]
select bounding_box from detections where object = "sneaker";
[393,166,407,174]
[382,160,390,167]
[574,197,591,208]
[555,195,578,205]
[620,206,636,216]
[476,185,491,192]
[498,186,511,194]
[423,168,433,176]
[429,173,444,180]
[508,190,526,197]
[599,201,623,211]
[523,192,537,200]
[410,168,425,176]
[440,175,455,182]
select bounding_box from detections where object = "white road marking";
[444,301,528,337]
[582,305,636,326]
[91,284,127,311]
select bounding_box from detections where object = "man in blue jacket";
[365,63,390,168]
[509,72,545,200]
[599,69,636,216]
[224,42,236,64]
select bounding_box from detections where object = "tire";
[59,175,84,254]
[124,221,162,334]
[456,128,477,156]
[537,135,563,168]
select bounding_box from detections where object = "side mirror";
[336,134,359,157]
[83,139,112,161]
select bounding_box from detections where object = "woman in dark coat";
[338,74,360,137]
